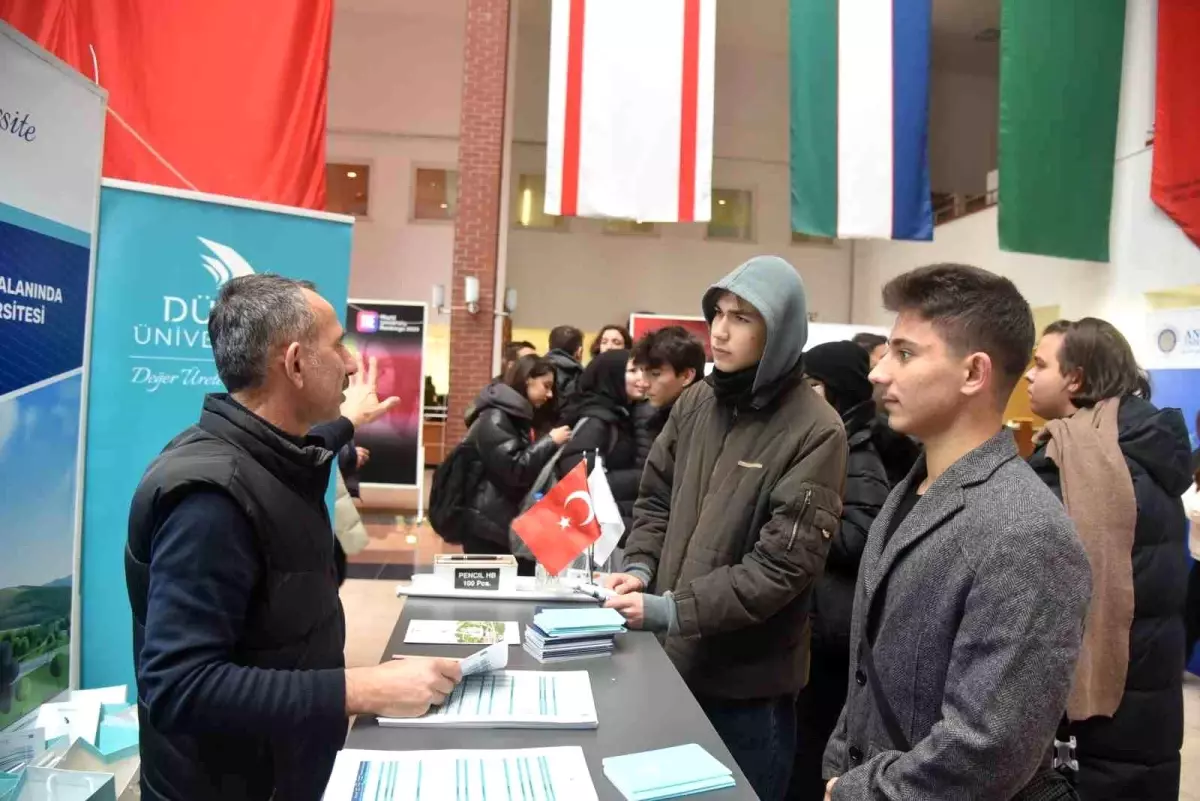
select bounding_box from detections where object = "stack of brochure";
[603,744,736,800]
[523,607,626,663]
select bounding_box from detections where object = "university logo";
[356,310,380,333]
[1157,327,1179,354]
[198,237,256,286]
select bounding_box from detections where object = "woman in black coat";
[557,349,641,530]
[461,356,571,566]
[788,341,891,801]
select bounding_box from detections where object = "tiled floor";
[340,579,1200,798]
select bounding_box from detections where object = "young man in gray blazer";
[822,264,1092,800]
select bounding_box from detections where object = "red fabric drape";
[1151,0,1200,249]
[1,0,331,209]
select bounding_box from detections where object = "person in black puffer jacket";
[1026,318,1190,801]
[461,356,571,570]
[787,341,890,801]
[557,350,641,531]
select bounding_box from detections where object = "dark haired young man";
[1026,318,1190,801]
[545,325,585,408]
[629,326,707,465]
[822,264,1091,800]
[607,256,848,801]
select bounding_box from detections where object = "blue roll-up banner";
[1145,309,1200,676]
[82,180,353,690]
[0,22,107,728]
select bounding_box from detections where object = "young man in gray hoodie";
[605,255,848,801]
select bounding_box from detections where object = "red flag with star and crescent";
[511,462,602,576]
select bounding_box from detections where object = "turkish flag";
[511,463,602,576]
[1151,0,1200,248]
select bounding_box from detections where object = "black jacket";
[545,349,584,412]
[1030,395,1191,801]
[461,384,559,550]
[812,400,890,652]
[126,394,350,801]
[871,412,922,487]
[558,412,641,529]
[633,400,670,470]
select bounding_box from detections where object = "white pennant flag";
[587,455,625,566]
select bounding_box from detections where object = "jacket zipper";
[708,406,739,487]
[787,488,812,551]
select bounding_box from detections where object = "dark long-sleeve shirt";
[138,418,352,737]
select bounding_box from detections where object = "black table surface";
[346,596,759,800]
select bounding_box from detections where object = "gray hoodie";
[701,255,809,394]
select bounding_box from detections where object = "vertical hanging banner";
[998,0,1126,262]
[344,300,427,489]
[544,0,716,223]
[789,0,933,241]
[1151,0,1200,249]
[81,180,352,690]
[0,22,106,727]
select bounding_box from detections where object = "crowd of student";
[445,256,1200,801]
[124,257,1200,801]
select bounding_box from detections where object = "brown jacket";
[625,372,846,699]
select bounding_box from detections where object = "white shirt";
[1182,483,1200,561]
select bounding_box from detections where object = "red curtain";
[1152,0,1200,249]
[0,0,331,209]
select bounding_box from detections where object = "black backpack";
[427,440,484,544]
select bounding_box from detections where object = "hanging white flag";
[544,0,717,223]
[587,455,625,567]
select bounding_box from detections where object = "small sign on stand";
[434,555,518,593]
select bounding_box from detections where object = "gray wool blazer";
[823,430,1092,800]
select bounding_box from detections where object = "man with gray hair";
[125,274,462,801]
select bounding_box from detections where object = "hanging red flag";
[1151,0,1200,248]
[511,462,602,576]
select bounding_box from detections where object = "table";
[346,597,759,800]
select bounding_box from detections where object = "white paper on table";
[588,456,625,566]
[34,699,101,745]
[0,727,45,772]
[403,620,520,645]
[458,642,508,677]
[69,686,128,706]
[323,746,599,801]
[379,670,599,729]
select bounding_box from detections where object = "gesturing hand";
[342,351,400,428]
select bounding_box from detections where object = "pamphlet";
[403,620,520,645]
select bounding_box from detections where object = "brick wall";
[447,0,511,445]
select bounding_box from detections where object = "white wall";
[506,21,854,330]
[854,0,1200,366]
[326,8,462,308]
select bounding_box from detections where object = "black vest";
[126,394,346,801]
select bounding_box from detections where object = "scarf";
[1042,398,1137,721]
[708,364,758,408]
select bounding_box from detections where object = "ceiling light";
[718,199,727,206]
[346,170,358,179]
[520,188,532,227]
[440,203,448,209]
[405,534,418,545]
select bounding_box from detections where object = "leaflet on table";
[324,746,599,801]
[378,670,598,729]
[459,642,508,676]
[403,620,521,645]
[33,699,101,746]
[0,728,45,773]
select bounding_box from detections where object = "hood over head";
[702,255,809,393]
[466,381,534,427]
[803,340,874,417]
[560,349,632,425]
[1117,394,1193,496]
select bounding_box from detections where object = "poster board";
[344,300,427,490]
[0,21,107,727]
[81,180,353,690]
